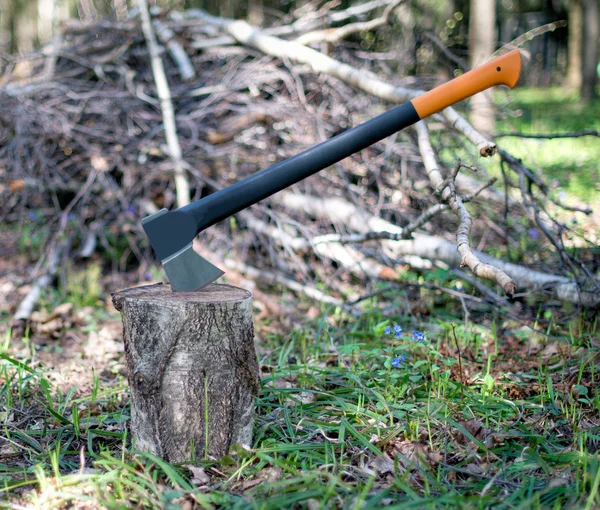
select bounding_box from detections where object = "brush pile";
[1,1,598,321]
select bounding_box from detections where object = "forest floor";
[0,89,599,509]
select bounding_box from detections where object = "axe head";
[142,208,224,292]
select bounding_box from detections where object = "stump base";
[112,283,258,462]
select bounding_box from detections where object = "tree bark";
[566,0,583,91]
[469,0,496,135]
[581,0,599,101]
[112,283,259,462]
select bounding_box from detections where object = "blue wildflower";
[384,327,391,335]
[144,272,152,280]
[412,330,425,343]
[391,355,406,368]
[395,330,402,338]
[528,228,538,240]
[394,324,402,334]
[27,211,37,221]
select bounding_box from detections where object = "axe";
[142,49,521,292]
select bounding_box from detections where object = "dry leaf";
[187,465,210,486]
[370,453,395,475]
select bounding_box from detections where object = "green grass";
[495,87,600,202]
[1,87,598,509]
[1,304,598,509]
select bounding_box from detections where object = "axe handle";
[181,50,521,234]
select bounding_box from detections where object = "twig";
[276,192,600,307]
[495,130,599,139]
[182,8,498,155]
[153,19,196,81]
[295,0,405,45]
[223,258,362,316]
[138,0,190,207]
[415,121,516,296]
[490,20,567,59]
[13,240,69,322]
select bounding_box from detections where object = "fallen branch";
[180,8,497,155]
[13,240,69,322]
[139,0,190,207]
[153,19,196,81]
[415,121,516,296]
[295,0,404,45]
[495,130,599,139]
[275,192,600,307]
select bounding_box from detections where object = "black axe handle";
[145,50,521,260]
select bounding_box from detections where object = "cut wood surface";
[112,283,259,462]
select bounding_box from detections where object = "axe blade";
[163,243,224,292]
[142,208,224,292]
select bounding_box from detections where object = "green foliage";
[63,262,103,308]
[496,87,600,202]
[0,302,598,508]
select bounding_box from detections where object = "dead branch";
[495,130,599,139]
[275,192,600,307]
[181,8,498,155]
[139,0,190,207]
[153,19,196,81]
[295,0,404,45]
[13,240,69,322]
[415,121,516,296]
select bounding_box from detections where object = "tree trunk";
[468,0,496,135]
[581,0,599,101]
[112,283,259,462]
[566,0,583,90]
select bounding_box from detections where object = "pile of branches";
[1,0,598,324]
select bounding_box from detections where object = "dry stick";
[138,0,190,208]
[499,149,592,215]
[181,8,497,156]
[14,241,69,322]
[275,192,600,307]
[495,130,599,139]
[153,19,196,81]
[242,212,397,282]
[489,20,567,60]
[224,257,362,316]
[415,121,516,296]
[295,0,405,45]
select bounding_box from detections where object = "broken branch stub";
[112,283,259,462]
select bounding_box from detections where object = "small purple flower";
[67,213,75,221]
[559,191,566,200]
[126,204,136,215]
[528,228,538,240]
[395,330,402,339]
[391,355,406,368]
[144,271,152,280]
[412,330,425,343]
[384,327,391,335]
[27,211,37,221]
[394,324,402,334]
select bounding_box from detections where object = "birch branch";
[275,192,600,308]
[14,241,69,322]
[138,0,190,207]
[295,0,405,45]
[181,9,497,155]
[153,19,196,81]
[415,121,516,296]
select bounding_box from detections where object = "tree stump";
[112,283,259,462]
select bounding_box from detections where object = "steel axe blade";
[141,50,521,292]
[142,208,224,291]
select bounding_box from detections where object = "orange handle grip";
[411,49,521,119]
